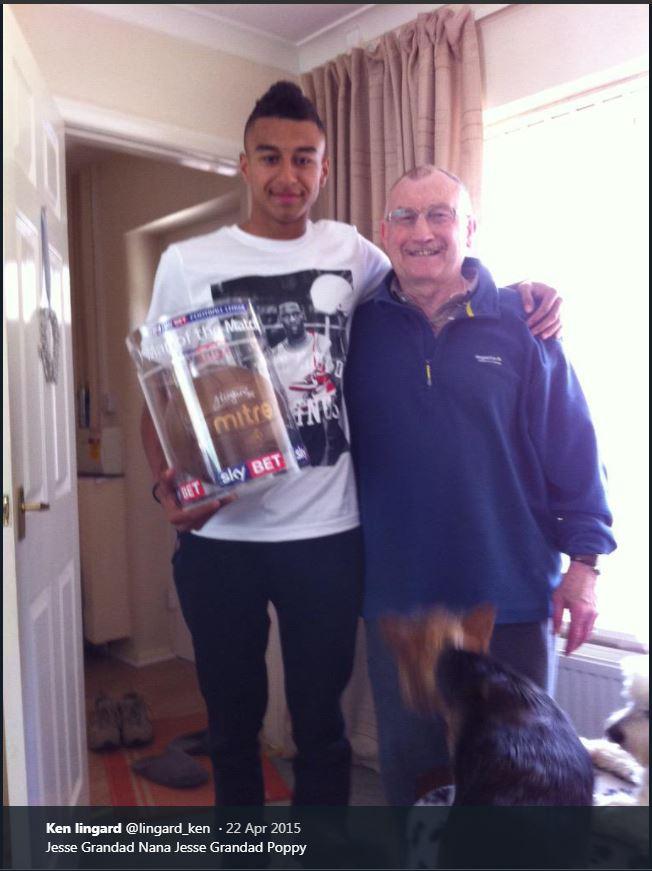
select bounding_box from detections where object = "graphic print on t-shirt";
[211,271,354,467]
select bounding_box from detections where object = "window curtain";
[301,6,483,245]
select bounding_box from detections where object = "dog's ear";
[379,615,410,653]
[462,604,496,652]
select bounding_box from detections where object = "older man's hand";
[552,561,599,656]
[155,467,236,533]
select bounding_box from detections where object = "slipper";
[166,728,211,756]
[131,747,209,788]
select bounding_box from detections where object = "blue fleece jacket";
[344,259,616,623]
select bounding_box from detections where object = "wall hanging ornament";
[38,206,60,384]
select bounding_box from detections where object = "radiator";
[554,643,626,738]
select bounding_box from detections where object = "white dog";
[586,655,649,806]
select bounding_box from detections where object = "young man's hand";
[516,281,563,339]
[154,467,236,533]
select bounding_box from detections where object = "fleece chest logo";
[475,354,503,366]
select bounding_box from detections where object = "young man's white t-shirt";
[146,220,390,542]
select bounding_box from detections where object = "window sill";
[558,624,648,657]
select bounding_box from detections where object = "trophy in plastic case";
[127,298,309,508]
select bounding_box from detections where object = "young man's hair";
[244,81,325,142]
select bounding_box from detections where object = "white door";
[3,6,88,807]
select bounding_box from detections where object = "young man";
[141,82,561,806]
[344,166,616,805]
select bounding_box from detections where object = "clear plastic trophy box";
[127,299,309,508]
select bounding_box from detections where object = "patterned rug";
[101,712,291,806]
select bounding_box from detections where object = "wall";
[479,4,649,118]
[12,4,296,153]
[14,4,648,150]
[300,3,649,109]
[295,3,647,105]
[68,151,242,663]
[13,5,649,132]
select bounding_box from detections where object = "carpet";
[101,712,291,806]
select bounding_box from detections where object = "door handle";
[17,485,50,541]
[22,500,50,512]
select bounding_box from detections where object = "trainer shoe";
[87,694,121,751]
[118,692,154,747]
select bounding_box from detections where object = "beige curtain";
[301,6,483,245]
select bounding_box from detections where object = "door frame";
[58,96,242,177]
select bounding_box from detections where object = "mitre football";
[162,363,289,478]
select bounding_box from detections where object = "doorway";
[65,137,244,802]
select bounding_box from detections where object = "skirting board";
[109,642,178,669]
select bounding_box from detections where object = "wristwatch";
[570,554,601,573]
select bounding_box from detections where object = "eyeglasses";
[385,205,457,228]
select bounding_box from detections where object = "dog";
[382,604,594,806]
[586,654,649,806]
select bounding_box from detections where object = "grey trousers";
[365,618,557,806]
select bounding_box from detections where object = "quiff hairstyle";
[244,81,325,144]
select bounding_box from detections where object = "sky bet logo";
[218,452,287,487]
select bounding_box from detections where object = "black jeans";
[172,528,363,806]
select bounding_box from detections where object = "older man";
[344,166,617,806]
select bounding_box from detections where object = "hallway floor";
[85,646,205,805]
[84,646,386,806]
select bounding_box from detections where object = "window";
[481,76,649,645]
